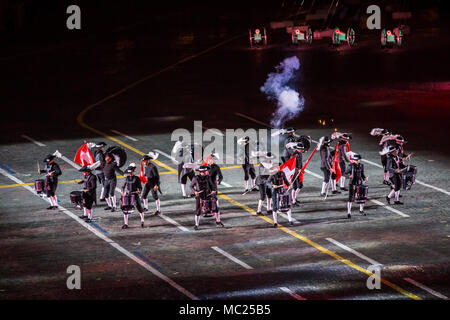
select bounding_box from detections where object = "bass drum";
[105,146,127,168]
[278,192,291,212]
[298,135,312,151]
[34,179,45,194]
[402,165,417,190]
[355,185,369,203]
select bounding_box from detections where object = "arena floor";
[1,23,449,300]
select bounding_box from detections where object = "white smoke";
[260,56,304,128]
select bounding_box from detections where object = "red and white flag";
[298,145,318,183]
[280,155,296,188]
[139,160,147,183]
[74,142,94,166]
[332,144,342,182]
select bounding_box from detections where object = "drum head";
[106,146,127,168]
[298,135,312,151]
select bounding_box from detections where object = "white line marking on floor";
[234,112,450,198]
[280,287,307,300]
[414,180,450,196]
[361,159,383,168]
[326,238,383,266]
[220,181,232,188]
[304,169,322,179]
[111,129,138,141]
[279,212,300,224]
[0,167,198,300]
[21,135,46,147]
[154,149,178,164]
[58,154,81,170]
[369,199,410,217]
[211,246,253,270]
[403,277,448,300]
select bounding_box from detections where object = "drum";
[355,185,369,203]
[201,197,218,216]
[278,193,291,212]
[34,179,45,194]
[298,135,312,151]
[70,191,83,209]
[402,165,417,190]
[121,194,134,211]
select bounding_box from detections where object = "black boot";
[386,196,391,204]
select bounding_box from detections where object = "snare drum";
[70,191,83,209]
[402,165,417,190]
[34,179,45,194]
[121,194,134,211]
[278,193,291,212]
[201,197,218,216]
[355,185,369,203]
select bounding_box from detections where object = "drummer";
[269,165,292,227]
[385,146,405,205]
[77,166,97,223]
[344,153,368,218]
[38,154,62,210]
[121,165,145,229]
[190,165,223,230]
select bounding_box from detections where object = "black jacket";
[144,162,160,187]
[190,174,216,199]
[269,171,290,190]
[344,163,366,185]
[122,175,142,194]
[78,173,97,197]
[102,161,124,180]
[320,146,332,170]
[209,164,223,185]
[40,162,62,181]
[386,154,406,178]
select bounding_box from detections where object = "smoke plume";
[260,56,304,128]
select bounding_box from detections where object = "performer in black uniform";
[141,155,161,215]
[377,129,392,185]
[281,127,297,163]
[38,154,62,210]
[176,143,196,198]
[121,165,145,229]
[206,154,223,215]
[256,152,274,216]
[269,166,292,227]
[344,154,368,219]
[190,166,223,230]
[337,134,351,190]
[291,142,305,206]
[77,166,97,222]
[239,136,257,194]
[102,153,124,212]
[93,142,107,201]
[319,137,334,197]
[385,146,405,205]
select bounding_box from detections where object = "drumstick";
[37,161,40,174]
